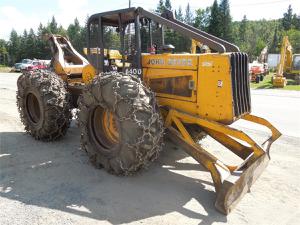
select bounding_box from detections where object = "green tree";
[67,18,81,38]
[184,3,193,25]
[194,7,210,31]
[156,0,165,13]
[36,23,50,59]
[236,15,251,53]
[219,0,233,41]
[239,15,248,43]
[57,25,67,36]
[176,6,184,21]
[284,29,300,52]
[282,5,293,30]
[292,14,300,29]
[25,28,37,59]
[269,27,279,53]
[0,39,8,65]
[49,16,58,34]
[254,37,266,57]
[67,18,84,54]
[165,0,172,10]
[8,29,21,64]
[19,30,29,60]
[208,0,222,37]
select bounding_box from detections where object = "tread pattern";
[78,73,165,175]
[17,70,71,141]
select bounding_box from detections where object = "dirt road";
[1,73,300,225]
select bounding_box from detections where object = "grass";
[0,65,12,73]
[250,73,300,91]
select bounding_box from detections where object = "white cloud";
[0,6,41,40]
[55,0,89,27]
[0,0,90,40]
[1,0,299,41]
[58,0,88,9]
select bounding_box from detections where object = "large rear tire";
[78,73,164,175]
[17,70,71,141]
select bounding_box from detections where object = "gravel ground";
[0,73,300,225]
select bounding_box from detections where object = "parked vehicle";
[273,36,300,87]
[12,59,32,72]
[26,60,48,71]
[249,61,269,83]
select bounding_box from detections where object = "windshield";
[21,59,32,64]
[292,55,300,70]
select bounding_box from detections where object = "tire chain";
[17,69,71,141]
[78,72,165,175]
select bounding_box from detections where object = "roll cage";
[86,7,240,73]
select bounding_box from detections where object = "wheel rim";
[102,109,120,143]
[90,106,120,149]
[26,93,41,124]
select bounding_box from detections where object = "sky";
[0,0,299,40]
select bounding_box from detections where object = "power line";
[112,0,298,15]
[231,0,297,7]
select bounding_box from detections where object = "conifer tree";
[208,0,221,37]
[165,0,172,10]
[282,5,293,30]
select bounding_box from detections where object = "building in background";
[268,54,281,69]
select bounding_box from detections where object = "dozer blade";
[166,110,281,215]
[214,150,270,214]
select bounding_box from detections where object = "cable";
[232,0,297,7]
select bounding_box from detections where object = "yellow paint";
[273,36,300,87]
[83,48,125,60]
[165,109,281,188]
[143,53,235,124]
[144,68,197,102]
[191,39,210,54]
[82,64,96,84]
[49,34,282,211]
[102,110,119,144]
[197,53,234,123]
[50,35,89,80]
[272,76,287,87]
[142,53,199,70]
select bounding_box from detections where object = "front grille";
[230,53,251,118]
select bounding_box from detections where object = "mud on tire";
[17,70,71,141]
[78,73,164,175]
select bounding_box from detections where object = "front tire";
[78,73,164,175]
[255,76,260,83]
[260,75,264,81]
[17,70,71,141]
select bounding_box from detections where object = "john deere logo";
[168,58,192,66]
[147,58,192,66]
[148,59,164,65]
